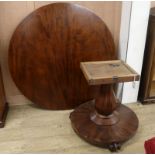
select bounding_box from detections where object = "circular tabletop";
[9,3,116,109]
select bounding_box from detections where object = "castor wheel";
[108,143,121,152]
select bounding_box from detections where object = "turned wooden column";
[70,60,139,152]
[95,85,118,115]
[90,84,120,127]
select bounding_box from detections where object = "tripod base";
[70,101,138,151]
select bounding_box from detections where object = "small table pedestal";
[70,60,139,151]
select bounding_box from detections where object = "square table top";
[80,60,140,85]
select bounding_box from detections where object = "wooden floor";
[0,102,154,153]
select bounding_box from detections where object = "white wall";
[121,1,151,104]
[117,1,132,100]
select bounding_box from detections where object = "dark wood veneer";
[70,100,138,150]
[9,3,116,110]
[0,66,8,127]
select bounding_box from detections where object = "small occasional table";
[70,60,139,151]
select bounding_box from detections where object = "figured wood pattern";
[34,1,122,48]
[0,2,121,106]
[70,101,139,149]
[9,3,116,109]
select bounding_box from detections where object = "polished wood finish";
[0,2,122,107]
[138,8,155,103]
[9,3,116,109]
[70,101,139,151]
[0,66,8,128]
[70,60,139,151]
[95,85,118,115]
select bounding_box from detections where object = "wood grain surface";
[9,3,116,109]
[70,101,139,150]
[0,2,122,106]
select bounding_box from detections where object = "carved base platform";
[70,101,138,151]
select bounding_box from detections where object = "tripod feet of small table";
[70,101,138,152]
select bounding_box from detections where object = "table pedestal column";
[70,84,138,151]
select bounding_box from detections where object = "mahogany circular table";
[70,60,139,151]
[9,3,116,110]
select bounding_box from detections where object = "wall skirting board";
[7,95,32,106]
